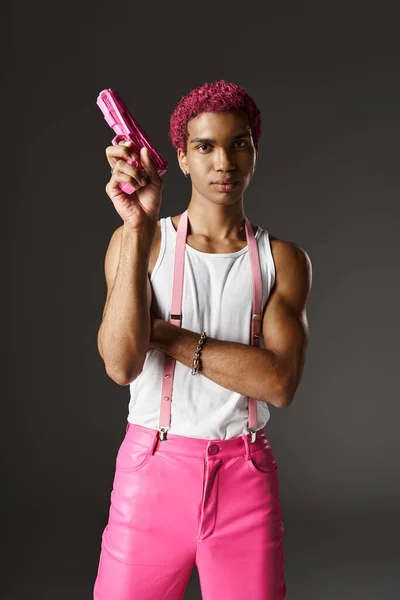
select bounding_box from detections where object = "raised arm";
[98,222,156,385]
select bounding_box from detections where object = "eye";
[197,140,247,152]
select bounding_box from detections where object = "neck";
[186,199,246,242]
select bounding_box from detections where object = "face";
[177,110,257,203]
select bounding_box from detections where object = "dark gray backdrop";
[3,2,399,599]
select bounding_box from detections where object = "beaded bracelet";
[191,331,207,375]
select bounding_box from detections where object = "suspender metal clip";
[159,427,169,441]
[247,428,257,443]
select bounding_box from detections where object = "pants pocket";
[115,437,152,473]
[245,445,279,475]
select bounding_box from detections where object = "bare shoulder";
[268,234,313,304]
[269,234,312,269]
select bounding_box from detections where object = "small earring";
[184,170,190,178]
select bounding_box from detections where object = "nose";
[213,148,236,172]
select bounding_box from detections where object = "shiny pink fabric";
[93,423,286,599]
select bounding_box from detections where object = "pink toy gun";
[96,88,169,195]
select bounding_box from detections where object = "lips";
[212,182,238,192]
[213,180,237,184]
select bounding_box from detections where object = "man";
[94,79,312,600]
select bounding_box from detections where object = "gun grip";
[119,182,136,195]
[121,157,142,194]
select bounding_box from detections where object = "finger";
[114,158,146,187]
[105,177,131,197]
[107,173,137,196]
[139,146,161,184]
[112,159,145,189]
[105,141,140,168]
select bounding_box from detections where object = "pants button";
[208,444,219,455]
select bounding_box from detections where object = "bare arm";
[98,221,157,385]
[260,239,312,407]
[148,239,312,407]
[149,321,282,405]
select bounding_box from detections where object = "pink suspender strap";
[244,216,263,441]
[158,209,263,442]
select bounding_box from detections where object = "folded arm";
[147,239,312,408]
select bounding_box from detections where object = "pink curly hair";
[168,80,261,154]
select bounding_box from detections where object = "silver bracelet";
[191,331,207,375]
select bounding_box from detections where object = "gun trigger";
[112,134,129,146]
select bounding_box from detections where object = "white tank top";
[127,216,276,440]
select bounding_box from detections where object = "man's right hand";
[105,140,164,231]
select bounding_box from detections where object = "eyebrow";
[190,131,252,144]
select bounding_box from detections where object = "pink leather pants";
[93,423,286,599]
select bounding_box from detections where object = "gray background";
[2,1,399,598]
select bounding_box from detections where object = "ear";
[177,148,188,175]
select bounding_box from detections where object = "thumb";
[140,146,160,184]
